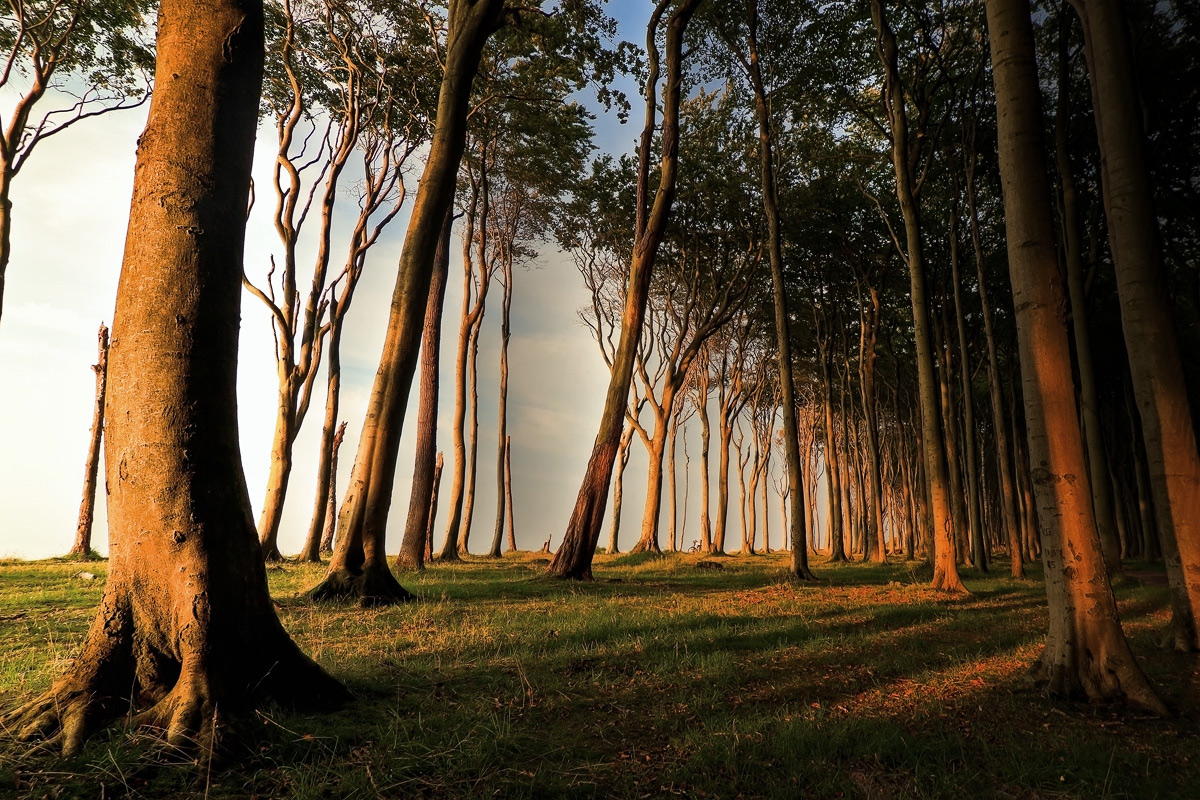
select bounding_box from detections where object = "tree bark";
[1071,0,1200,651]
[396,207,454,570]
[298,298,343,562]
[607,424,635,554]
[984,0,1164,711]
[319,422,346,555]
[311,0,505,603]
[3,0,348,755]
[69,323,109,559]
[549,0,704,580]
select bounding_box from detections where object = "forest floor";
[0,551,1196,799]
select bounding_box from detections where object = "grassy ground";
[0,551,1196,799]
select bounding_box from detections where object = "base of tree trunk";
[787,566,820,582]
[932,565,969,594]
[1160,616,1199,654]
[2,594,350,759]
[393,553,426,572]
[1031,647,1168,716]
[629,539,661,555]
[63,548,103,561]
[261,542,284,562]
[307,563,415,606]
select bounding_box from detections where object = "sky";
[0,0,804,562]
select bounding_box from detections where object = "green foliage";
[2,554,1197,798]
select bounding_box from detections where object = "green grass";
[1,552,1197,798]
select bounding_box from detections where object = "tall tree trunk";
[984,0,1164,711]
[312,0,505,603]
[740,0,813,578]
[458,312,484,553]
[698,386,713,551]
[870,0,965,593]
[300,311,343,563]
[937,309,968,566]
[396,207,454,570]
[441,178,485,562]
[504,437,516,551]
[3,0,349,754]
[1054,14,1122,576]
[949,186,985,571]
[549,0,704,580]
[1072,0,1200,651]
[965,113,1023,578]
[69,323,109,559]
[715,396,735,554]
[666,411,680,552]
[607,424,635,554]
[821,342,846,561]
[489,254,515,558]
[858,285,886,563]
[319,422,346,554]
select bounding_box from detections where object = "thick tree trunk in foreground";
[69,323,109,559]
[549,0,703,580]
[311,0,505,603]
[1072,0,1200,651]
[4,1,348,755]
[397,208,454,571]
[871,0,965,593]
[985,0,1164,712]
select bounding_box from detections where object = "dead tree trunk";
[69,323,109,559]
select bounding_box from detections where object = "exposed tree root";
[932,565,970,594]
[787,566,819,582]
[308,563,415,606]
[1032,645,1170,716]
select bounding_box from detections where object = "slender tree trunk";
[319,422,346,554]
[715,403,734,554]
[4,0,349,754]
[985,0,1164,710]
[608,424,634,554]
[312,0,505,603]
[458,312,484,553]
[1054,16,1121,576]
[549,0,704,580]
[427,452,444,562]
[966,118,1024,578]
[821,343,846,561]
[396,207,454,570]
[949,187,985,571]
[698,388,713,551]
[442,183,484,562]
[871,0,965,593]
[740,0,813,578]
[1072,0,1200,650]
[489,256,515,558]
[666,413,680,552]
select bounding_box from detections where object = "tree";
[310,0,506,603]
[395,207,454,571]
[0,0,152,324]
[2,0,346,755]
[1070,0,1200,652]
[550,0,705,580]
[869,0,966,593]
[983,0,1164,711]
